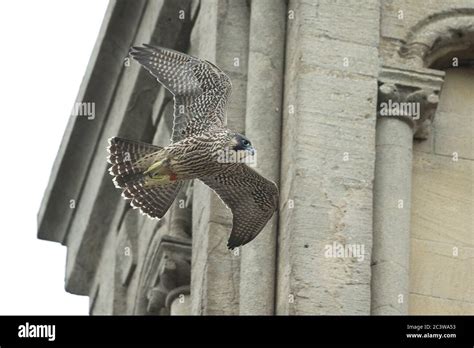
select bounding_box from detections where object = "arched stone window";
[373,6,474,315]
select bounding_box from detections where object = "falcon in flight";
[107,44,278,249]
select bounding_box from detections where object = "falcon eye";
[242,139,250,147]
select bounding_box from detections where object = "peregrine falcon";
[107,44,278,249]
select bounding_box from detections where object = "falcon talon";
[106,44,278,249]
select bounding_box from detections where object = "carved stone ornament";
[399,9,474,68]
[377,65,445,140]
[134,234,192,315]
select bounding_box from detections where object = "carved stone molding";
[164,285,191,310]
[377,66,445,139]
[399,9,474,68]
[116,209,140,287]
[134,234,192,315]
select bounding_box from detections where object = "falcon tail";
[107,137,164,188]
[107,137,183,219]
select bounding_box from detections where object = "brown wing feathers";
[129,44,231,142]
[201,165,278,249]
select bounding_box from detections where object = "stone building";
[38,0,473,315]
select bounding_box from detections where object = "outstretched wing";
[200,165,279,249]
[129,44,232,143]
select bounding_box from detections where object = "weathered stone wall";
[410,68,474,314]
[37,0,474,316]
[375,0,474,315]
[277,0,379,315]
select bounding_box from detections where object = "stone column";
[372,116,413,315]
[239,0,286,315]
[276,0,379,315]
[371,66,444,314]
[189,0,250,315]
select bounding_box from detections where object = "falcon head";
[231,133,255,158]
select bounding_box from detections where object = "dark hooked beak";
[247,147,256,156]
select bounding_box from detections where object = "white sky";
[0,0,109,314]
